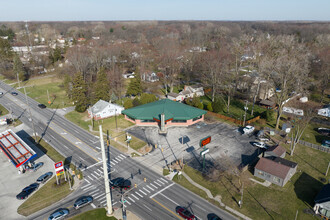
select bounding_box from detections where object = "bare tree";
[66,46,91,81]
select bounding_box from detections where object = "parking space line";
[143,187,150,193]
[139,189,147,195]
[147,185,155,191]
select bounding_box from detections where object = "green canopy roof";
[122,99,207,121]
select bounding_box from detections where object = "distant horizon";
[1,20,329,23]
[1,0,329,21]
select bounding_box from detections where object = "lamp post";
[243,101,248,127]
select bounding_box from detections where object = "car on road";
[176,206,196,220]
[28,162,44,172]
[318,128,330,137]
[253,141,268,149]
[73,196,93,209]
[0,92,3,95]
[11,92,18,96]
[243,125,255,135]
[37,172,53,183]
[111,177,131,190]
[16,183,39,200]
[48,208,69,220]
[38,103,47,109]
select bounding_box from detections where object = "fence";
[207,111,260,126]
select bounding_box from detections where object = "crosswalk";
[82,177,170,208]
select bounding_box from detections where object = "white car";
[243,125,255,134]
[253,142,267,149]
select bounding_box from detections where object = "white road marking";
[139,189,147,195]
[91,203,96,209]
[100,167,103,170]
[82,161,103,171]
[62,145,69,150]
[150,183,175,198]
[154,181,162,187]
[97,157,102,161]
[125,200,131,205]
[147,185,155,191]
[78,156,84,161]
[156,180,165,185]
[160,178,168,183]
[75,141,82,144]
[115,157,122,161]
[84,179,90,184]
[150,183,158,189]
[110,161,116,166]
[160,193,179,205]
[82,185,95,191]
[131,194,139,200]
[88,176,93,181]
[61,132,67,135]
[89,189,99,195]
[135,192,143,198]
[96,147,100,150]
[49,134,55,139]
[128,197,135,203]
[143,204,152,211]
[94,171,101,176]
[94,193,104,199]
[119,154,126,159]
[143,187,150,193]
[112,159,118,164]
[90,173,97,179]
[81,183,91,189]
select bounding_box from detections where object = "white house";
[180,85,204,98]
[88,100,124,120]
[318,105,330,118]
[122,72,135,79]
[167,93,185,102]
[142,72,159,82]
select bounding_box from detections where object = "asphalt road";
[0,81,238,220]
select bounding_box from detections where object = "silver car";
[73,196,93,209]
[48,208,69,220]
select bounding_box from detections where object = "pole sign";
[200,136,211,147]
[54,161,64,176]
[200,148,209,156]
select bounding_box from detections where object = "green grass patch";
[116,134,146,151]
[0,104,9,116]
[163,169,170,176]
[17,176,74,216]
[69,208,117,220]
[131,152,140,157]
[18,76,73,109]
[65,111,92,132]
[300,123,329,145]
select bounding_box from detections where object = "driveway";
[127,122,258,172]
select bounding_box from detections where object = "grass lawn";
[17,176,74,216]
[178,141,328,220]
[18,76,73,109]
[0,104,9,116]
[69,208,117,220]
[300,123,329,145]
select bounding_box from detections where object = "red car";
[176,207,195,220]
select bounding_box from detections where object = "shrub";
[75,104,87,112]
[198,102,204,109]
[132,97,141,106]
[265,109,274,122]
[207,102,213,112]
[123,99,133,109]
[212,98,224,113]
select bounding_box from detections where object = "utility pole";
[326,161,330,176]
[89,106,94,129]
[24,87,37,141]
[115,108,118,130]
[239,182,244,208]
[243,100,248,127]
[99,125,113,215]
[16,72,21,88]
[47,89,50,104]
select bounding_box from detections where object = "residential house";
[314,184,330,219]
[254,156,297,187]
[88,100,124,120]
[77,38,86,42]
[264,145,286,158]
[142,72,159,82]
[318,105,330,118]
[167,93,185,102]
[181,85,204,98]
[283,106,304,116]
[259,99,276,109]
[122,71,135,79]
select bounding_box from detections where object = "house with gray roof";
[314,184,330,218]
[254,156,297,187]
[88,100,124,120]
[264,144,286,158]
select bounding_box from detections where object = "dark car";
[111,177,131,190]
[318,128,330,137]
[176,207,196,220]
[11,92,18,96]
[37,172,53,183]
[22,183,39,192]
[16,183,39,200]
[28,162,44,172]
[73,196,93,209]
[38,104,47,109]
[48,208,69,220]
[207,213,222,220]
[322,140,330,148]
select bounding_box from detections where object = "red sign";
[200,136,211,147]
[54,161,64,172]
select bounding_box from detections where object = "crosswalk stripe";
[94,171,101,176]
[154,181,162,187]
[135,192,143,198]
[131,194,139,200]
[112,159,118,163]
[97,157,102,161]
[81,183,91,189]
[97,196,106,201]
[147,185,155,191]
[85,179,90,184]
[89,189,99,195]
[83,185,95,191]
[157,179,166,184]
[150,183,158,189]
[110,161,116,166]
[143,187,150,193]
[90,173,98,179]
[160,178,168,183]
[128,197,135,203]
[94,193,104,199]
[125,200,131,205]
[156,180,165,185]
[139,189,147,195]
[115,156,122,161]
[91,203,96,208]
[119,154,126,160]
[88,176,93,181]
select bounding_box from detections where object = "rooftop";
[266,144,286,157]
[255,157,296,179]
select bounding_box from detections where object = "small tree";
[207,102,213,112]
[126,74,142,96]
[123,99,133,109]
[13,54,27,81]
[140,93,157,105]
[132,97,141,107]
[212,97,224,113]
[94,68,110,101]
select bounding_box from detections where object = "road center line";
[151,198,183,220]
[150,183,174,198]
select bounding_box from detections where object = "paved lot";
[127,122,258,172]
[0,126,55,220]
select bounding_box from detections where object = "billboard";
[54,161,64,176]
[200,136,211,147]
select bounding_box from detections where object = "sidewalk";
[182,172,252,220]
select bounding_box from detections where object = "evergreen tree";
[207,102,213,112]
[140,93,157,105]
[0,38,13,60]
[132,97,141,107]
[94,68,110,101]
[63,74,72,99]
[123,99,133,109]
[212,97,224,113]
[13,54,27,81]
[126,73,142,96]
[72,73,87,112]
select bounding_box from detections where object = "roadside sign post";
[199,136,211,171]
[54,161,64,185]
[200,148,209,171]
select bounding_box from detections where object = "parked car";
[110,177,131,190]
[22,183,39,192]
[322,140,330,148]
[48,208,69,220]
[73,196,93,209]
[207,213,222,220]
[16,183,39,200]
[11,92,18,96]
[37,172,53,183]
[253,142,268,149]
[257,137,270,142]
[0,92,3,95]
[29,162,44,172]
[318,128,330,137]
[243,125,255,135]
[38,104,47,109]
[176,206,196,220]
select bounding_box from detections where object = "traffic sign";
[200,148,209,156]
[54,161,64,172]
[200,136,211,147]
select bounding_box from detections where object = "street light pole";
[243,100,248,127]
[99,125,113,215]
[24,87,37,141]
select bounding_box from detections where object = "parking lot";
[127,121,258,172]
[0,128,55,220]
